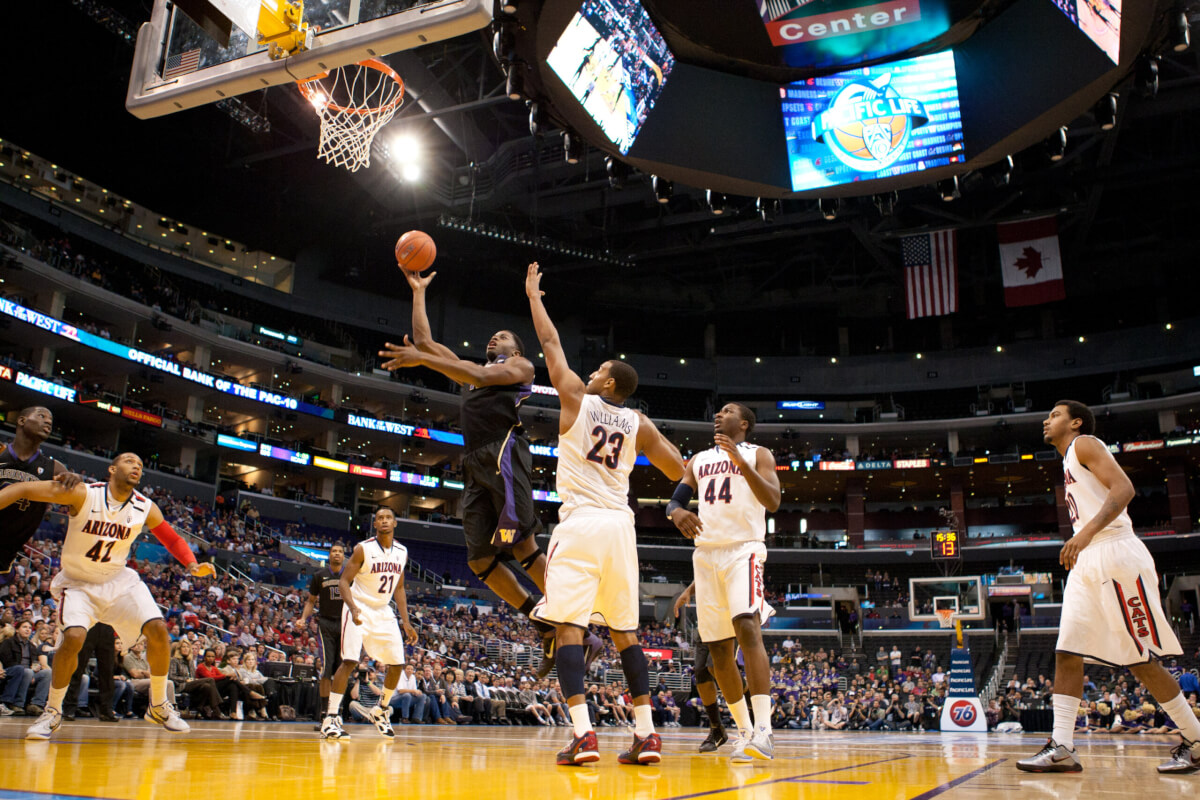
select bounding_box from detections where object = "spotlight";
[505,66,525,101]
[1045,126,1067,162]
[1172,10,1191,52]
[500,0,518,14]
[492,26,515,64]
[1095,92,1117,131]
[1136,55,1159,98]
[818,197,839,221]
[872,191,898,216]
[756,197,780,222]
[528,102,542,137]
[563,131,583,164]
[706,189,727,215]
[652,175,673,204]
[985,155,1014,187]
[937,175,959,202]
[606,156,627,190]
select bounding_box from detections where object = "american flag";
[163,48,201,80]
[902,230,958,320]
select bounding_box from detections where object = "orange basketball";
[395,230,436,273]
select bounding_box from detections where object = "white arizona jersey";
[690,443,768,548]
[61,483,153,582]
[1063,435,1133,540]
[556,393,641,520]
[352,537,408,609]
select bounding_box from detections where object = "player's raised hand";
[54,471,84,490]
[402,620,418,644]
[714,434,746,466]
[404,269,437,293]
[525,262,544,299]
[378,336,424,370]
[669,507,703,540]
[189,562,216,578]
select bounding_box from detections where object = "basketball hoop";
[936,608,956,629]
[296,59,405,172]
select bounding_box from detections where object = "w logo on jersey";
[497,528,517,544]
[949,700,977,726]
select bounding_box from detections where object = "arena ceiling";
[10,2,1200,356]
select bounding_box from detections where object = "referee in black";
[298,543,346,720]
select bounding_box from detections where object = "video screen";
[1050,0,1120,63]
[547,0,676,155]
[758,0,952,69]
[781,48,964,191]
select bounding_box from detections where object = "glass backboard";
[909,576,985,622]
[127,0,492,118]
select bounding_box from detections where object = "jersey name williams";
[697,460,744,478]
[79,520,133,540]
[589,407,633,434]
[368,561,404,574]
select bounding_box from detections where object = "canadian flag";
[997,217,1066,307]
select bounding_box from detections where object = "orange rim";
[296,58,405,116]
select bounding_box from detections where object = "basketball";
[395,230,436,272]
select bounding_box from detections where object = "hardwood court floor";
[0,718,1193,800]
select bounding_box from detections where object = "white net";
[298,59,405,172]
[936,608,956,628]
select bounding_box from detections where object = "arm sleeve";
[150,520,198,567]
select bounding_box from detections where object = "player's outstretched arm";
[525,262,586,426]
[636,414,685,482]
[340,545,367,624]
[378,337,534,388]
[145,503,213,576]
[0,479,86,516]
[673,581,696,620]
[51,460,84,489]
[405,270,459,361]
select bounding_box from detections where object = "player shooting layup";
[668,402,780,762]
[1017,401,1198,774]
[524,262,685,766]
[0,452,213,739]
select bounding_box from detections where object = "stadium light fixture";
[818,197,839,221]
[652,175,673,204]
[1045,127,1068,162]
[563,131,583,164]
[937,176,960,202]
[706,189,727,215]
[1171,10,1191,52]
[1095,93,1117,131]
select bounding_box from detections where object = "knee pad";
[518,548,543,571]
[471,556,504,582]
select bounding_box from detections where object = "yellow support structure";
[257,0,312,59]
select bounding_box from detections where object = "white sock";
[328,692,344,716]
[728,697,752,737]
[1052,694,1081,749]
[235,701,243,718]
[750,694,772,735]
[569,703,592,738]
[150,675,168,707]
[633,704,654,738]
[1159,692,1200,743]
[381,688,395,707]
[47,685,67,714]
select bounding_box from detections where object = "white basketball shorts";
[52,567,162,646]
[340,603,406,666]
[1056,533,1181,667]
[693,541,775,643]
[531,508,639,632]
